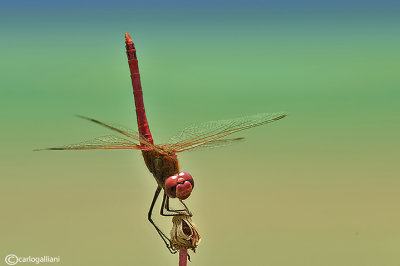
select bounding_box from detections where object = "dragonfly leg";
[148,186,177,254]
[160,193,192,217]
[178,199,192,217]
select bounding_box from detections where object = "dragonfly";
[38,33,287,253]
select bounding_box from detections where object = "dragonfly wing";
[76,115,155,148]
[35,135,141,151]
[167,113,286,152]
[164,137,245,152]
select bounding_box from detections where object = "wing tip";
[33,147,66,151]
[275,113,287,120]
[75,114,92,121]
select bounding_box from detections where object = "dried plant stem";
[179,247,188,266]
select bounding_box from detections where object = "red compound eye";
[165,172,194,200]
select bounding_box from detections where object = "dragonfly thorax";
[141,149,180,187]
[141,149,194,200]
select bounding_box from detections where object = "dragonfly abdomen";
[125,33,154,145]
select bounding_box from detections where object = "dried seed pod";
[170,215,201,252]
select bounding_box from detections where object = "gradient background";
[1,1,399,265]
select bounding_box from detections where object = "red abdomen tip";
[125,33,132,43]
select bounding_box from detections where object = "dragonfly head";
[165,172,194,200]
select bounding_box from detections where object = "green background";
[1,1,399,265]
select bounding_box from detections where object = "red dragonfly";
[38,33,286,253]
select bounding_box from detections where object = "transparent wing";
[35,135,141,151]
[166,113,286,153]
[163,137,245,152]
[75,115,155,148]
[75,115,167,153]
